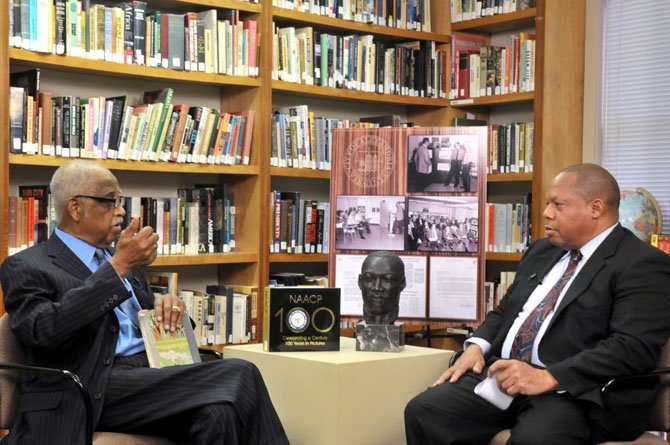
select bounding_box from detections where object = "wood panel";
[533,0,585,237]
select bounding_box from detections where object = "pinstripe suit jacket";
[0,233,155,444]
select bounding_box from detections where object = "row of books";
[651,234,670,255]
[10,0,259,77]
[489,121,534,174]
[271,105,338,170]
[9,74,255,165]
[484,197,532,254]
[483,270,517,313]
[123,188,236,256]
[8,185,236,256]
[273,0,432,32]
[450,0,536,23]
[449,33,536,100]
[148,272,258,346]
[180,284,258,346]
[272,26,448,98]
[452,117,534,174]
[8,186,53,255]
[270,191,331,254]
[271,107,411,170]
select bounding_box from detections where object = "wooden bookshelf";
[485,252,524,262]
[451,8,537,33]
[272,80,450,106]
[450,91,534,108]
[151,252,259,267]
[487,172,533,182]
[9,154,260,175]
[10,49,261,87]
[270,166,330,180]
[272,7,451,43]
[448,2,586,288]
[0,0,585,332]
[269,253,329,263]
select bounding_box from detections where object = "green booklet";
[138,309,201,368]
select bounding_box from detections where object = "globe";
[619,188,662,243]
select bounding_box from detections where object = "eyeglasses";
[73,195,124,208]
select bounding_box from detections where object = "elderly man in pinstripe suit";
[1,160,288,445]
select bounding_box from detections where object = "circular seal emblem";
[287,308,310,333]
[343,135,394,188]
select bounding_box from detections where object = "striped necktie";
[94,248,139,329]
[510,250,583,362]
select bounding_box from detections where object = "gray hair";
[50,161,111,224]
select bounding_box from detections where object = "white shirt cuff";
[464,337,491,356]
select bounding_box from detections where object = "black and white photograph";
[406,196,479,253]
[407,134,480,193]
[335,195,406,251]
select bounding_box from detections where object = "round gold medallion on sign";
[343,135,394,188]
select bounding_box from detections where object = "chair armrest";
[601,368,670,394]
[197,348,222,361]
[0,362,93,445]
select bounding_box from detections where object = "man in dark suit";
[405,163,670,444]
[1,161,289,445]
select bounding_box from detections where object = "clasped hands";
[433,344,560,396]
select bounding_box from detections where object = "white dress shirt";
[468,223,618,367]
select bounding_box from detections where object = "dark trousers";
[98,353,289,445]
[461,162,472,192]
[445,160,462,187]
[404,367,592,445]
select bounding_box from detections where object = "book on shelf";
[453,117,487,127]
[359,115,402,128]
[263,287,340,352]
[451,0,536,23]
[651,234,670,255]
[138,309,201,369]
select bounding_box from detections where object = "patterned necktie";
[94,248,139,329]
[510,250,583,362]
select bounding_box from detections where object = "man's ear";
[66,198,82,222]
[400,277,407,292]
[590,198,605,219]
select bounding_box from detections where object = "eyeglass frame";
[72,195,125,209]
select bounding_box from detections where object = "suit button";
[113,294,119,300]
[103,358,112,365]
[94,392,102,400]
[99,305,105,311]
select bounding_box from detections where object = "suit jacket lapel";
[550,225,623,323]
[47,234,92,280]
